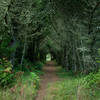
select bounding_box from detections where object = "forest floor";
[35,61,59,100]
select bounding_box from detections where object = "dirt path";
[35,61,59,100]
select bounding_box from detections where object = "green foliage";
[34,61,44,70]
[82,70,100,88]
[77,70,100,99]
[0,71,15,87]
[0,73,39,100]
[77,69,100,99]
[19,59,34,72]
[0,34,12,58]
[47,0,100,73]
[22,72,40,89]
[0,1,100,99]
[0,58,12,69]
[17,60,44,74]
[44,67,81,100]
[0,64,40,99]
[44,80,78,100]
[57,67,74,78]
[30,72,40,89]
[34,70,44,75]
[0,58,15,87]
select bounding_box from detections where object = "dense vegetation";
[0,0,100,100]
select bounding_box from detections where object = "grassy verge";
[44,67,82,100]
[0,60,45,100]
[0,72,40,100]
[44,67,100,100]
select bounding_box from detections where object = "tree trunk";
[20,35,27,69]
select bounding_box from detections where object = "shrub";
[0,77,38,100]
[14,59,34,72]
[30,72,40,89]
[0,35,12,58]
[0,58,16,87]
[79,70,100,99]
[82,70,100,88]
[15,60,44,72]
[34,61,44,70]
[22,59,33,72]
[34,70,44,75]
[22,72,40,89]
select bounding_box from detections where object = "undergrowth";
[0,58,44,100]
[0,72,40,100]
[44,67,82,100]
[44,67,100,100]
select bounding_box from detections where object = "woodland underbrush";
[0,58,44,100]
[45,67,100,100]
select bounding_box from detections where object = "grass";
[0,82,37,100]
[0,60,44,100]
[0,72,39,100]
[44,67,100,100]
[44,67,84,100]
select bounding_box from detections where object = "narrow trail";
[35,61,59,100]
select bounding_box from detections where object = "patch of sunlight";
[46,53,51,61]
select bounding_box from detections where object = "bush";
[0,74,39,100]
[22,72,40,89]
[17,60,44,72]
[0,58,16,87]
[34,61,44,70]
[0,34,15,59]
[79,70,100,99]
[30,72,40,89]
[82,70,100,88]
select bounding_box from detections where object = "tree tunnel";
[0,0,100,74]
